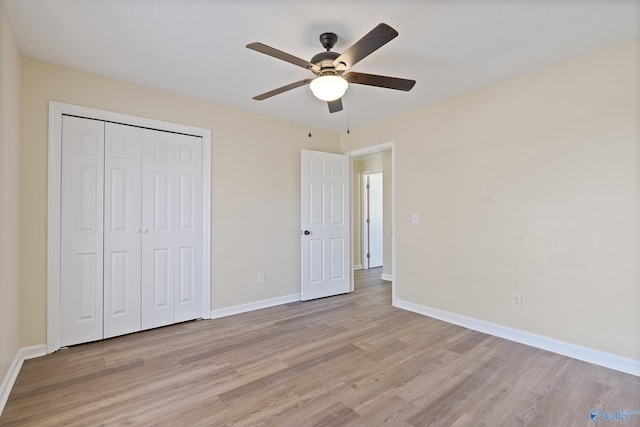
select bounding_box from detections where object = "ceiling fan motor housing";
[310,51,341,76]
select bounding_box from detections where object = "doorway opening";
[346,141,395,304]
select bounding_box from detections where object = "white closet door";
[174,134,203,322]
[60,116,105,346]
[103,123,142,338]
[141,129,175,329]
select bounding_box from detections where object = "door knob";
[302,230,311,235]
[135,228,141,233]
[142,228,149,233]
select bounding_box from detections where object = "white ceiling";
[4,0,639,133]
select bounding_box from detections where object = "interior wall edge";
[210,293,301,319]
[0,0,23,404]
[395,299,640,377]
[0,344,46,417]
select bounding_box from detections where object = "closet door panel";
[103,123,142,338]
[174,134,203,321]
[60,116,105,346]
[141,129,175,329]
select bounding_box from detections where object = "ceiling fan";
[246,23,416,113]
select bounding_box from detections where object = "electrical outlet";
[258,273,265,284]
[512,292,523,309]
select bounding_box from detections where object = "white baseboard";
[1,344,47,416]
[381,273,393,281]
[353,265,362,271]
[210,293,301,319]
[394,299,639,377]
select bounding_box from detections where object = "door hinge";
[366,184,370,189]
[366,253,370,258]
[366,218,370,224]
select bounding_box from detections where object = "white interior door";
[300,150,351,300]
[173,133,203,322]
[103,123,142,338]
[141,129,175,329]
[60,116,105,346]
[367,173,383,268]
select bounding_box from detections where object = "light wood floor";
[2,268,638,426]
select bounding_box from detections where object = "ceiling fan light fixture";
[310,75,348,101]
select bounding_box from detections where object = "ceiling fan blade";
[252,78,313,100]
[327,98,343,113]
[344,72,416,91]
[246,42,319,72]
[333,23,398,71]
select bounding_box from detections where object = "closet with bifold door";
[60,115,203,347]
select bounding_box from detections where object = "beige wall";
[0,2,22,383]
[19,58,341,347]
[341,40,640,361]
[4,14,637,370]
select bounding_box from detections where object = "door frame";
[345,141,396,304]
[47,101,212,353]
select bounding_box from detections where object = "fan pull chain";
[346,94,350,134]
[307,89,312,138]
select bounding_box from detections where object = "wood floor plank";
[1,267,638,426]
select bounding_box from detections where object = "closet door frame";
[47,101,212,353]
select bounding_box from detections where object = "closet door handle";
[142,228,149,233]
[135,228,142,233]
